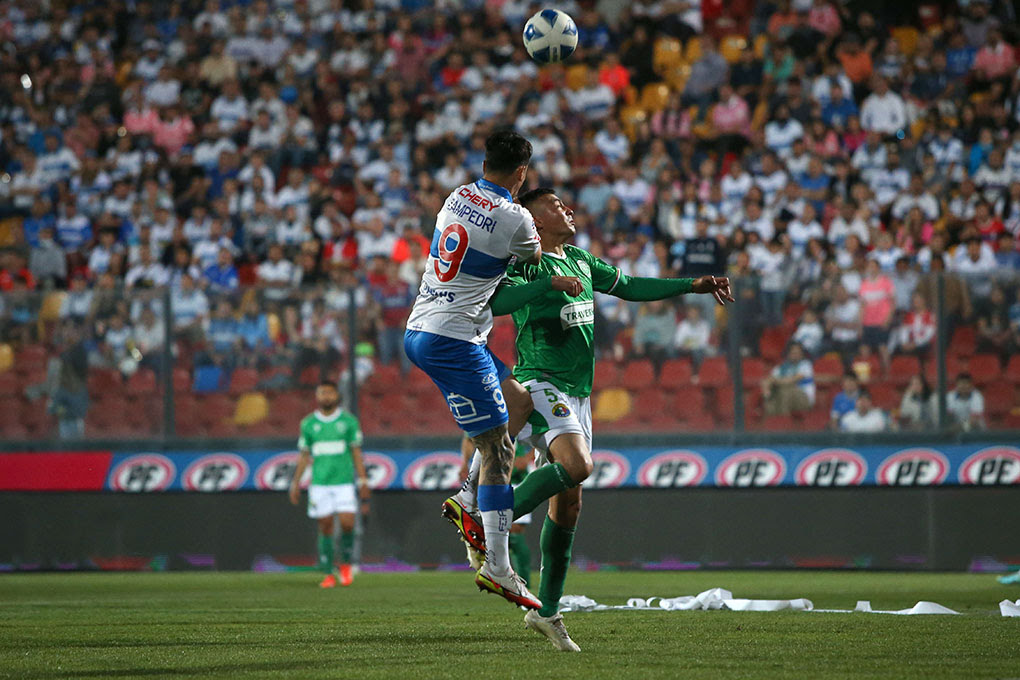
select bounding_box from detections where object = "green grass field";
[1,570,1018,679]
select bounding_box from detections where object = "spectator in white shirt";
[143,66,181,107]
[257,243,295,301]
[593,118,630,165]
[210,79,249,133]
[762,342,815,416]
[435,153,468,192]
[792,308,825,357]
[946,373,986,431]
[612,165,653,219]
[951,236,997,299]
[569,70,616,121]
[828,200,871,247]
[839,391,889,432]
[860,77,907,135]
[673,304,713,365]
[764,105,804,158]
[890,174,940,221]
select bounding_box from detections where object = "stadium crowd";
[1,0,1020,436]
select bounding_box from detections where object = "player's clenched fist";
[692,276,735,306]
[551,276,583,297]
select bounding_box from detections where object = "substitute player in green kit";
[445,187,733,650]
[290,382,370,588]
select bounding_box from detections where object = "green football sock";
[538,516,575,618]
[513,463,574,520]
[339,531,355,565]
[317,533,334,574]
[509,533,532,587]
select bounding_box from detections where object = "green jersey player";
[446,188,732,650]
[290,382,370,588]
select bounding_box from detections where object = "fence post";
[934,272,947,431]
[162,287,175,439]
[728,277,744,434]
[347,287,359,419]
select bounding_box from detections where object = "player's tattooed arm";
[473,426,515,485]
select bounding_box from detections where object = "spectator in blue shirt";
[830,373,861,429]
[23,198,56,248]
[237,297,271,352]
[55,201,92,254]
[821,83,859,127]
[202,247,239,293]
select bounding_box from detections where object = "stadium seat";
[87,368,123,395]
[983,382,1015,417]
[890,26,920,56]
[228,368,259,395]
[621,359,655,390]
[266,313,282,343]
[16,344,48,373]
[297,365,320,387]
[869,383,900,411]
[949,326,976,357]
[407,367,435,396]
[126,368,157,396]
[758,327,788,362]
[925,355,964,385]
[594,361,622,388]
[813,356,844,383]
[720,34,747,63]
[968,354,1000,385]
[234,392,269,426]
[686,409,717,431]
[592,387,631,422]
[683,37,702,63]
[565,64,589,91]
[658,358,693,389]
[172,368,191,393]
[888,356,921,386]
[1008,355,1020,382]
[760,414,795,432]
[639,82,671,112]
[0,343,12,372]
[696,357,730,388]
[741,358,768,385]
[652,37,684,73]
[798,407,830,431]
[193,365,226,393]
[0,370,19,397]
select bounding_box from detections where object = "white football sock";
[480,508,512,575]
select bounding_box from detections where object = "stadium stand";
[1,0,1019,439]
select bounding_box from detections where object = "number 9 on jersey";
[434,223,470,282]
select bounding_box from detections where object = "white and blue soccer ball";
[522,9,578,64]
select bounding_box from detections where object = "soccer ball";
[523,9,578,64]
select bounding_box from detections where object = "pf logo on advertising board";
[364,452,397,490]
[637,450,707,488]
[109,454,175,492]
[716,449,786,487]
[183,453,249,492]
[582,450,630,489]
[877,448,949,486]
[958,446,1020,485]
[254,452,310,491]
[795,449,867,487]
[403,452,462,491]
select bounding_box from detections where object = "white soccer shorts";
[517,379,592,463]
[307,483,358,518]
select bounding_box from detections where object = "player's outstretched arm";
[612,274,734,306]
[489,275,583,316]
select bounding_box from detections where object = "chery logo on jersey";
[109,454,176,492]
[877,448,950,486]
[254,452,310,491]
[795,449,867,487]
[403,452,463,491]
[637,450,708,488]
[364,452,397,490]
[583,450,630,489]
[715,449,786,487]
[183,453,249,492]
[958,446,1020,485]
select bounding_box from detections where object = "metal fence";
[0,271,1016,444]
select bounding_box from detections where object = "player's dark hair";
[518,187,556,211]
[484,129,532,175]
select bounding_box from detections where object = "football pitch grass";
[1,570,1018,679]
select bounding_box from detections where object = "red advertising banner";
[0,452,113,491]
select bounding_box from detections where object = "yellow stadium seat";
[754,34,770,59]
[593,388,632,422]
[234,392,269,426]
[890,26,920,57]
[0,344,13,373]
[664,63,692,91]
[653,37,684,73]
[720,34,747,63]
[267,313,281,343]
[0,217,22,247]
[618,105,648,139]
[640,82,671,112]
[566,64,589,91]
[39,292,65,323]
[684,38,702,64]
